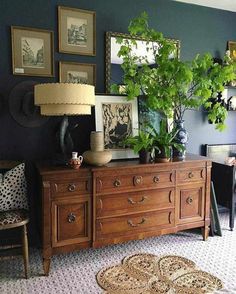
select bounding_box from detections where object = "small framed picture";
[11,26,54,77]
[59,61,96,85]
[95,94,139,160]
[228,41,236,61]
[58,6,96,56]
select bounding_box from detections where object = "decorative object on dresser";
[11,26,54,77]
[68,152,83,169]
[58,6,96,56]
[34,83,95,160]
[124,129,154,164]
[9,81,49,128]
[0,161,29,279]
[96,253,223,293]
[59,61,96,85]
[83,131,112,166]
[37,154,211,275]
[95,94,139,160]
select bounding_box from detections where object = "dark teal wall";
[0,0,236,159]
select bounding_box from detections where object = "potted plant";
[149,119,185,162]
[112,12,236,157]
[124,129,154,163]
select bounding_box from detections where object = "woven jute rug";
[96,253,223,294]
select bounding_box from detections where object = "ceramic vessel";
[83,131,112,166]
[68,152,83,169]
[173,120,188,160]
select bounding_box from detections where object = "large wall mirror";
[105,31,180,93]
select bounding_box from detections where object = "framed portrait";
[228,41,236,61]
[95,94,139,160]
[58,6,96,56]
[11,26,54,77]
[59,61,96,85]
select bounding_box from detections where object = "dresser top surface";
[37,154,211,175]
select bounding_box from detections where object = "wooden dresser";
[37,154,211,275]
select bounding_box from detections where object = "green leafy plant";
[124,129,154,154]
[150,119,185,159]
[112,12,236,131]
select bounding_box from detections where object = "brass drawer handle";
[186,197,193,205]
[188,172,194,178]
[133,176,143,185]
[114,179,121,187]
[127,218,146,227]
[68,184,76,192]
[153,176,160,183]
[128,196,147,204]
[67,212,76,223]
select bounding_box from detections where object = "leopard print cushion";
[0,163,28,212]
[0,209,28,226]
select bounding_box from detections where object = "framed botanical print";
[59,61,96,85]
[58,6,96,56]
[95,94,139,160]
[11,26,54,77]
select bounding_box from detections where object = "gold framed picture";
[11,26,54,77]
[228,41,236,61]
[58,6,96,56]
[59,61,96,85]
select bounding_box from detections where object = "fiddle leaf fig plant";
[112,11,236,131]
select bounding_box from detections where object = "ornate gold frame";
[105,31,180,93]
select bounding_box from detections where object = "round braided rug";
[96,253,223,294]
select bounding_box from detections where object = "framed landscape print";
[11,26,54,77]
[95,95,139,160]
[58,6,96,56]
[59,61,96,85]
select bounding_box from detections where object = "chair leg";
[22,224,29,279]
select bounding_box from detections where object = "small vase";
[68,152,83,169]
[173,120,188,160]
[83,131,112,166]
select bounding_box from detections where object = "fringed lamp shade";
[34,83,95,115]
[34,83,95,159]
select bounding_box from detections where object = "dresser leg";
[202,226,209,241]
[43,258,51,276]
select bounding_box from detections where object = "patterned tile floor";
[0,213,235,294]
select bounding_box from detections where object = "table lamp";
[34,83,95,162]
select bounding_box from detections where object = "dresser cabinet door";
[177,184,205,224]
[51,196,91,247]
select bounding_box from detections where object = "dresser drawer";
[95,171,175,194]
[96,209,174,238]
[177,167,205,184]
[96,188,175,218]
[51,196,91,247]
[177,184,205,224]
[50,177,91,198]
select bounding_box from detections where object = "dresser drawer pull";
[67,212,76,223]
[133,176,143,185]
[68,184,76,192]
[127,218,146,227]
[114,179,121,187]
[128,196,147,204]
[153,176,160,183]
[188,172,194,178]
[186,197,193,204]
